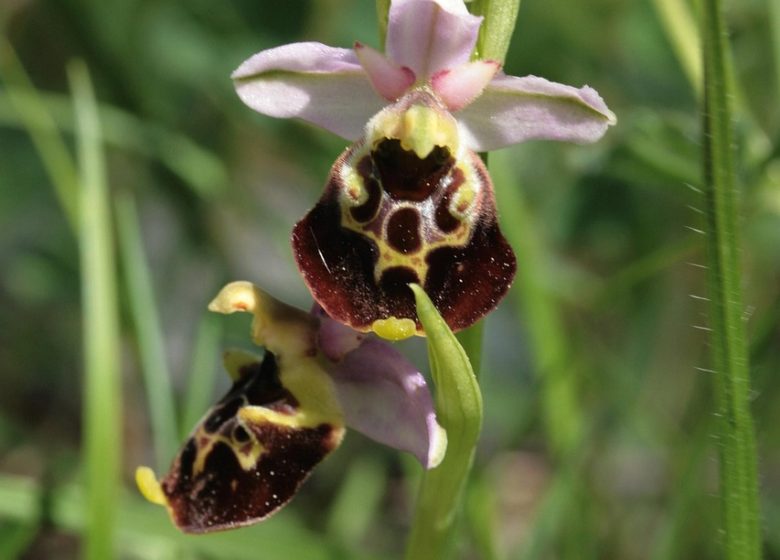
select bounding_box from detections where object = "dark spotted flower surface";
[159,350,341,532]
[233,0,615,335]
[292,89,515,334]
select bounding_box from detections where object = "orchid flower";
[232,0,616,336]
[136,281,445,533]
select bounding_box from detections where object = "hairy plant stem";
[701,0,762,557]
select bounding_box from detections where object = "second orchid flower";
[137,281,446,532]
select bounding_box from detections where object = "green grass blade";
[701,0,762,556]
[70,60,122,560]
[0,522,38,559]
[0,38,79,231]
[771,0,780,94]
[326,457,385,548]
[516,447,583,560]
[650,419,713,560]
[114,191,179,470]
[0,88,227,199]
[181,312,222,435]
[405,285,483,560]
[491,150,592,558]
[491,150,582,456]
[465,470,500,560]
[594,235,698,308]
[651,0,702,96]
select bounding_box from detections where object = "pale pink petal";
[328,337,447,469]
[431,60,501,111]
[354,42,416,101]
[456,74,617,151]
[232,42,385,140]
[386,0,482,79]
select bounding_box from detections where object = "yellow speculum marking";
[238,406,333,431]
[339,152,479,285]
[339,95,482,286]
[192,422,266,476]
[342,164,367,205]
[451,184,476,218]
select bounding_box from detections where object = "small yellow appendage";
[135,466,167,506]
[371,317,417,341]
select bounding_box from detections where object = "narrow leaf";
[115,191,179,470]
[491,149,582,456]
[180,313,222,434]
[326,457,386,547]
[491,150,593,556]
[405,285,483,560]
[70,60,122,560]
[651,0,702,96]
[771,0,780,97]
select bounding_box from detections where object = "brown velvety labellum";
[386,207,422,254]
[373,139,452,201]
[292,137,516,334]
[159,352,342,533]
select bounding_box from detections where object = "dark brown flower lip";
[158,351,344,533]
[292,134,516,336]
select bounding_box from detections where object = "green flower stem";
[372,2,518,555]
[701,0,762,557]
[115,192,179,471]
[405,285,483,560]
[70,60,121,560]
[470,0,522,63]
[376,0,391,46]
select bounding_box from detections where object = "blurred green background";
[1,0,779,558]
